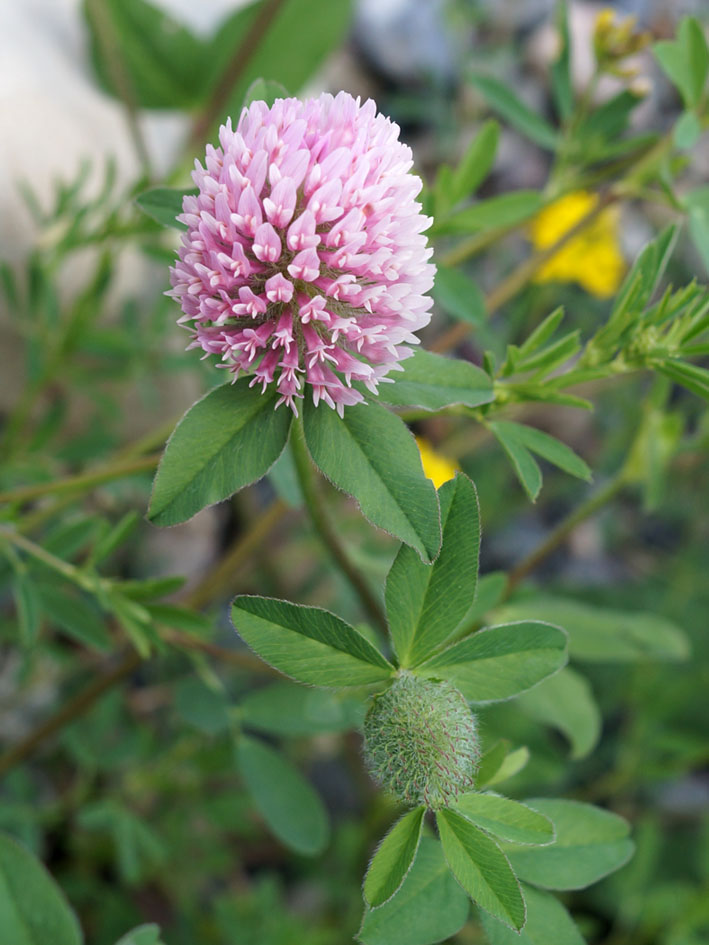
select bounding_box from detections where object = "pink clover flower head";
[169,91,435,415]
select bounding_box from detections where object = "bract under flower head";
[169,91,436,415]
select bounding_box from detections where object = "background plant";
[1,2,708,944]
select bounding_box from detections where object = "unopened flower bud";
[363,673,480,810]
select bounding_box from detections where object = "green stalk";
[290,415,387,633]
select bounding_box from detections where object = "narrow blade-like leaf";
[148,380,292,526]
[386,474,480,666]
[437,809,526,930]
[364,808,425,907]
[453,793,554,846]
[237,736,329,856]
[507,799,634,891]
[377,350,493,410]
[303,399,441,562]
[416,621,567,703]
[231,595,393,687]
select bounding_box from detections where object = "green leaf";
[242,77,289,107]
[516,667,600,760]
[376,350,493,411]
[364,808,425,907]
[135,188,194,229]
[358,838,470,945]
[302,399,441,562]
[476,744,530,789]
[657,358,709,400]
[231,595,393,687]
[686,186,709,273]
[448,571,508,643]
[415,621,568,703]
[79,802,165,885]
[12,573,40,646]
[145,603,212,636]
[507,799,634,891]
[674,110,702,150]
[490,422,591,490]
[36,580,112,652]
[385,474,480,666]
[489,422,542,501]
[83,0,206,109]
[148,380,292,526]
[654,17,709,109]
[204,0,353,135]
[114,926,165,945]
[453,793,555,846]
[91,511,140,566]
[468,72,558,150]
[437,810,526,930]
[174,677,231,736]
[236,736,329,856]
[433,266,487,326]
[439,191,544,237]
[493,597,689,663]
[240,681,365,736]
[481,883,585,945]
[449,120,500,204]
[0,831,83,945]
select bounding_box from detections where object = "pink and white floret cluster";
[169,91,435,415]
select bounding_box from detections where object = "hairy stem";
[290,415,388,633]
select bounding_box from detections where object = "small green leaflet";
[493,596,689,663]
[653,17,709,109]
[433,266,487,326]
[385,474,480,667]
[658,358,709,400]
[363,808,425,907]
[358,838,470,945]
[242,77,289,107]
[148,380,292,526]
[376,349,493,410]
[516,667,601,760]
[231,595,393,687]
[237,736,329,856]
[436,809,526,930]
[453,793,555,846]
[174,677,231,736]
[114,926,165,945]
[507,799,634,891]
[449,120,500,205]
[12,573,40,646]
[414,621,568,703]
[135,187,194,229]
[489,421,591,501]
[468,72,558,150]
[302,399,441,562]
[685,186,709,273]
[481,883,585,945]
[438,191,543,237]
[0,831,83,945]
[476,744,530,789]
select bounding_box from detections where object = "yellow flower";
[416,437,459,489]
[530,190,625,299]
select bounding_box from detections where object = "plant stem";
[505,469,627,592]
[431,191,619,354]
[186,0,287,156]
[0,454,160,506]
[290,415,388,633]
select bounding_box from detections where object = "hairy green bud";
[363,673,480,810]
